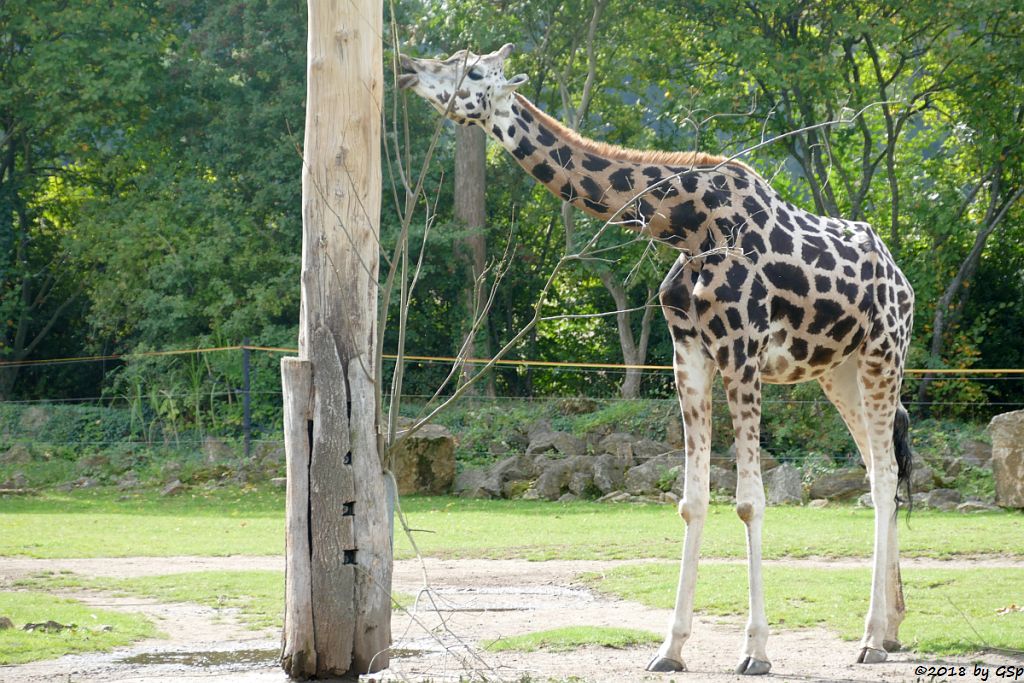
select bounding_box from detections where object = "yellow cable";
[3,345,1024,375]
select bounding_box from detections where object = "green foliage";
[0,403,133,445]
[484,626,661,653]
[0,590,158,665]
[761,384,858,463]
[589,563,1024,655]
[3,0,1024,422]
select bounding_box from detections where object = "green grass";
[0,591,158,665]
[588,563,1024,655]
[15,570,416,632]
[15,570,284,631]
[483,626,661,653]
[2,488,1022,560]
[394,497,1024,561]
[0,487,285,558]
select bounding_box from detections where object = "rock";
[666,414,684,448]
[765,463,803,505]
[857,492,873,508]
[22,620,72,632]
[633,439,673,460]
[253,441,285,464]
[988,410,1024,508]
[531,460,570,500]
[624,453,684,496]
[941,457,963,479]
[661,491,680,505]
[957,500,1002,513]
[925,488,961,511]
[709,450,732,470]
[390,423,456,495]
[492,454,539,482]
[526,431,586,457]
[270,477,287,489]
[708,465,737,494]
[808,467,868,501]
[161,479,185,496]
[723,444,779,472]
[597,432,636,455]
[0,616,13,630]
[911,492,929,508]
[531,456,592,500]
[453,468,500,499]
[591,454,629,494]
[959,438,992,468]
[557,398,597,415]
[116,472,140,491]
[557,492,578,503]
[202,436,236,464]
[520,488,541,501]
[0,444,32,465]
[597,491,631,503]
[909,460,937,493]
[567,470,595,498]
[808,498,828,508]
[526,419,553,439]
[1,472,29,489]
[760,451,780,473]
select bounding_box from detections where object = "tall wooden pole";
[280,0,390,678]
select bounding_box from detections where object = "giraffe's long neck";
[486,94,759,254]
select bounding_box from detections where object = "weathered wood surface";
[281,0,389,678]
[309,325,356,674]
[279,357,315,677]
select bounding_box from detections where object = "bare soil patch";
[1,556,1020,682]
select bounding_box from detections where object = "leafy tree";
[0,0,168,398]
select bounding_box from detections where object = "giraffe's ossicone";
[400,43,915,676]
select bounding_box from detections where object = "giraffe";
[398,44,915,675]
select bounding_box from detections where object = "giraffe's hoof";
[857,646,888,664]
[646,655,686,673]
[883,639,902,652]
[735,656,772,675]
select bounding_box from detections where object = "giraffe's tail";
[893,404,913,516]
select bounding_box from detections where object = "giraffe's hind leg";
[819,355,906,654]
[853,354,906,663]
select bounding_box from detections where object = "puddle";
[118,647,279,668]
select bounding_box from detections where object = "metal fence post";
[242,340,251,459]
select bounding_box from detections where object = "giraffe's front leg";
[647,332,714,673]
[723,370,771,676]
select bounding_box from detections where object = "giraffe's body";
[400,44,914,675]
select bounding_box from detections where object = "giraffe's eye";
[467,68,483,80]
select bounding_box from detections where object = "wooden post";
[280,0,390,678]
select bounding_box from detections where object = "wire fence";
[2,345,1022,462]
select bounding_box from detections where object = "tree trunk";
[454,124,495,396]
[280,1,390,678]
[916,182,1024,408]
[598,271,655,399]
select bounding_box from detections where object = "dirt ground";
[1,555,1021,682]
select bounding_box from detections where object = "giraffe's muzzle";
[397,54,418,89]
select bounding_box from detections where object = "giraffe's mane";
[515,94,757,174]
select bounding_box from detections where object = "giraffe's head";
[398,43,529,127]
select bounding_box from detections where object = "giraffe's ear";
[503,73,529,91]
[497,43,515,60]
